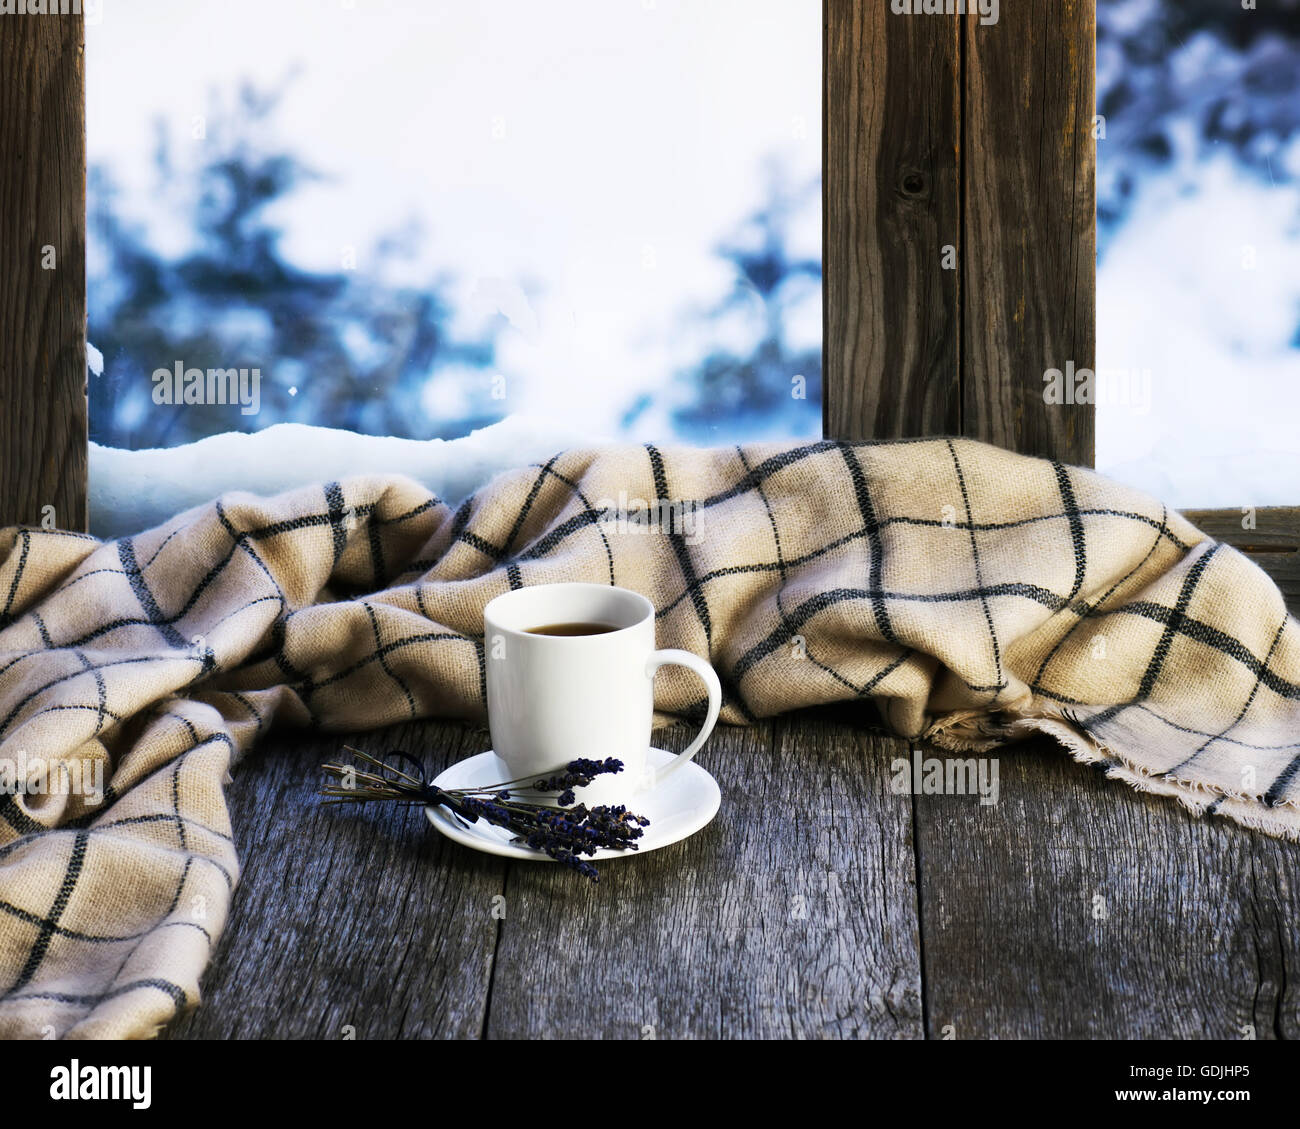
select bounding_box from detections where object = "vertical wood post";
[824,1,1095,467]
[0,12,87,531]
[824,0,961,442]
[961,0,1095,464]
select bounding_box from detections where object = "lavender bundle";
[319,746,650,881]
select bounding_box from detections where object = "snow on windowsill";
[89,417,603,541]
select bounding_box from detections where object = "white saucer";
[424,748,720,862]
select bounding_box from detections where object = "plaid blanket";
[0,438,1297,1038]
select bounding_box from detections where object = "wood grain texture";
[0,14,87,531]
[961,1,1096,465]
[824,0,960,442]
[485,714,924,1040]
[166,710,1300,1040]
[913,736,1299,1039]
[169,711,925,1040]
[166,720,505,1040]
[1182,507,1300,617]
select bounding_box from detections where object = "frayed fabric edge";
[923,708,1300,843]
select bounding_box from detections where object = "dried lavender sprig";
[529,757,624,792]
[319,747,649,881]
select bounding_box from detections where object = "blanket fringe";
[923,707,1300,843]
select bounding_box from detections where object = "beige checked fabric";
[0,438,1298,1038]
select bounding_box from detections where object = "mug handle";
[645,649,722,785]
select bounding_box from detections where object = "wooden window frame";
[1,13,85,532]
[0,4,1295,610]
[823,0,1295,611]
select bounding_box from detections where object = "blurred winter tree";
[91,80,824,450]
[1097,0,1300,240]
[632,166,821,442]
[89,81,504,449]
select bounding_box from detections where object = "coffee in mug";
[483,583,721,806]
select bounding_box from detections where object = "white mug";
[483,582,722,806]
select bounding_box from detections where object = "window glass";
[86,0,822,451]
[1096,0,1300,506]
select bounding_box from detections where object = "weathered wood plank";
[914,735,1299,1039]
[824,1,960,441]
[1181,507,1300,617]
[169,707,1300,1040]
[166,719,504,1039]
[0,13,86,531]
[961,2,1096,465]
[484,712,924,1039]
